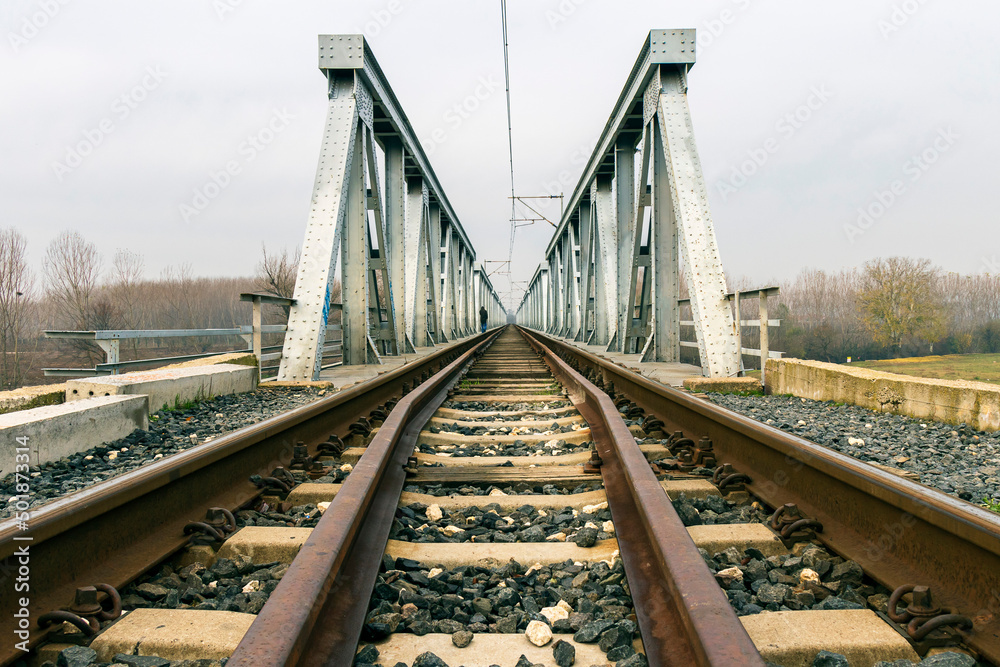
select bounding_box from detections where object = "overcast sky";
[2,0,998,311]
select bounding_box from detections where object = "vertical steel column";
[540,267,550,331]
[402,178,426,349]
[568,221,581,337]
[456,246,466,336]
[277,72,360,381]
[464,252,474,335]
[341,122,369,365]
[577,200,592,342]
[449,233,462,337]
[561,229,573,336]
[427,204,445,343]
[592,177,616,346]
[548,255,560,334]
[412,196,430,348]
[651,118,679,362]
[609,135,635,352]
[656,65,739,376]
[384,138,406,355]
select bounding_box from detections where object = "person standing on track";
[479,305,488,333]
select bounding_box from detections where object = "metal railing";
[42,293,343,380]
[679,287,782,380]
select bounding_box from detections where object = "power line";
[500,0,516,304]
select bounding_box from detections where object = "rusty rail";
[526,328,1000,663]
[227,332,498,667]
[0,333,491,667]
[518,328,765,666]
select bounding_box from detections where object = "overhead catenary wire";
[500,0,517,306]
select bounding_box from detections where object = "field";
[848,353,1000,385]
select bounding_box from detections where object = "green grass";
[848,353,1000,386]
[982,496,1000,514]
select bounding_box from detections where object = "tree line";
[0,226,995,389]
[0,229,302,388]
[766,257,1000,362]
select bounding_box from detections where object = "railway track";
[2,326,997,667]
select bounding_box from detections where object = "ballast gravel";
[0,388,326,518]
[444,400,573,411]
[416,440,591,458]
[706,393,1000,505]
[360,556,640,662]
[119,555,286,616]
[404,482,603,497]
[390,502,615,545]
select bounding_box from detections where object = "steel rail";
[0,333,490,667]
[227,332,499,667]
[527,329,1000,662]
[517,328,764,666]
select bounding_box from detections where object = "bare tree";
[254,245,298,320]
[43,231,103,328]
[0,229,34,388]
[43,231,103,365]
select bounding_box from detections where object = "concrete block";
[766,358,1000,431]
[216,526,312,563]
[161,352,258,370]
[0,383,66,415]
[90,608,255,662]
[686,523,787,557]
[369,633,642,667]
[741,609,919,666]
[65,363,257,413]
[683,377,763,393]
[0,395,147,474]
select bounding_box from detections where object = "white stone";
[340,463,353,472]
[441,525,465,537]
[426,504,443,521]
[525,563,543,576]
[208,581,218,588]
[539,606,569,624]
[546,532,567,542]
[602,521,615,534]
[428,568,443,578]
[488,488,507,497]
[317,502,331,512]
[84,455,94,461]
[107,451,117,460]
[525,620,553,646]
[799,568,821,586]
[537,509,548,517]
[556,600,573,613]
[848,437,865,446]
[584,521,599,530]
[716,567,743,585]
[120,447,128,452]
[242,580,260,593]
[153,453,163,460]
[583,502,608,514]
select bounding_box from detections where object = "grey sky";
[2,0,997,311]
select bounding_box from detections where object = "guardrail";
[42,293,342,380]
[679,287,782,380]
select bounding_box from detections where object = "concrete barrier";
[65,363,257,413]
[0,395,148,475]
[0,383,66,415]
[765,358,1000,431]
